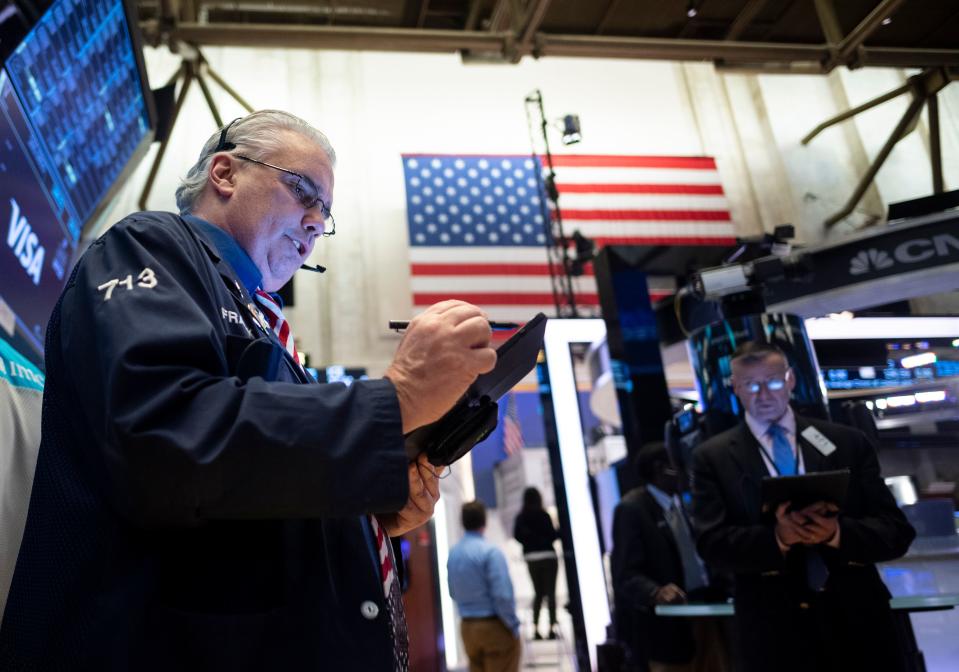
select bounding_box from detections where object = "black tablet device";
[405,313,548,466]
[760,469,851,516]
[468,312,548,403]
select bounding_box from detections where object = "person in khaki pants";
[448,501,521,672]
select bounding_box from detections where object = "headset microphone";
[299,264,327,273]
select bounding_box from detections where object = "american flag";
[501,392,525,457]
[402,153,736,323]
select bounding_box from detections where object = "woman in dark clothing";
[513,487,560,639]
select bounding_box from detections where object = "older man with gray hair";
[0,110,496,672]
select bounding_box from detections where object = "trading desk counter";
[655,593,959,617]
[656,594,959,672]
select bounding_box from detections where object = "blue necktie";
[767,424,796,476]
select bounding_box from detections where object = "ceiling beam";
[157,22,959,70]
[535,33,826,63]
[836,0,906,64]
[725,0,768,41]
[517,0,551,53]
[166,22,823,62]
[487,0,512,33]
[463,0,483,31]
[862,47,959,69]
[813,0,842,45]
[595,0,622,35]
[416,0,431,29]
[167,23,512,52]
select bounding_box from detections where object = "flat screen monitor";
[806,317,959,393]
[0,68,75,353]
[0,0,154,360]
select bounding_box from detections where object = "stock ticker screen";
[0,0,151,358]
[4,0,151,237]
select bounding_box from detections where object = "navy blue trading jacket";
[0,212,409,671]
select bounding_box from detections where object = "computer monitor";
[3,0,155,239]
[806,317,959,394]
[0,69,76,353]
[0,0,155,359]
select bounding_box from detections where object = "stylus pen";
[389,320,519,331]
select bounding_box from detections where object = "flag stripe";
[410,275,676,293]
[412,276,564,292]
[413,292,600,306]
[548,155,717,169]
[554,166,722,185]
[561,221,736,239]
[588,235,736,246]
[411,291,670,306]
[557,183,725,195]
[556,208,731,221]
[409,247,549,262]
[557,193,729,210]
[411,263,574,277]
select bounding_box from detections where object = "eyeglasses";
[740,373,790,395]
[213,117,335,236]
[235,155,335,236]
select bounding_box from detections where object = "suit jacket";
[0,213,409,671]
[690,413,915,672]
[611,487,695,668]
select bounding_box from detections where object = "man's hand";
[385,300,497,434]
[774,501,818,549]
[798,501,840,546]
[380,454,441,536]
[653,583,687,605]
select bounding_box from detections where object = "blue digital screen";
[822,360,959,390]
[0,69,75,352]
[0,0,152,358]
[4,0,151,239]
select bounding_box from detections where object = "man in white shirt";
[690,341,914,672]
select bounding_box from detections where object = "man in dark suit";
[690,341,915,672]
[611,443,727,672]
[0,111,496,671]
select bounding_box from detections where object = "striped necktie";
[369,515,409,672]
[253,289,300,365]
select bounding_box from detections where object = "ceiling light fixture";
[686,1,698,19]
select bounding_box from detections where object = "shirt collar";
[183,214,262,296]
[646,484,674,512]
[744,405,796,442]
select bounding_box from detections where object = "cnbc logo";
[848,249,893,275]
[848,233,959,276]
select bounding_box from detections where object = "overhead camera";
[691,224,811,298]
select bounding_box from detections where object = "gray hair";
[175,109,337,214]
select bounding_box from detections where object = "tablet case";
[760,469,851,517]
[405,313,548,467]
